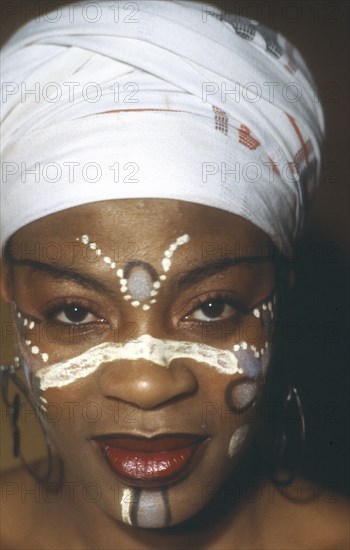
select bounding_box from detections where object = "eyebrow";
[10,258,117,299]
[175,256,272,289]
[9,255,272,295]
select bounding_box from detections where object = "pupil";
[201,300,225,318]
[65,305,87,323]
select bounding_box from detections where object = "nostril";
[98,361,198,409]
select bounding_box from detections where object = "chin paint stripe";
[121,487,133,525]
[130,488,171,528]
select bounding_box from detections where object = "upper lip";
[90,433,208,452]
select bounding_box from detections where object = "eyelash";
[20,288,274,333]
[43,299,106,328]
[41,292,245,328]
[183,292,248,324]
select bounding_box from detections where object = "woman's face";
[3,199,277,528]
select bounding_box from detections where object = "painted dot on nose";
[127,267,154,301]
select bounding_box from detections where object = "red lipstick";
[93,435,208,486]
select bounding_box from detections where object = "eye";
[185,297,236,322]
[52,304,102,325]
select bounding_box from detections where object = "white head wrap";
[0,0,325,253]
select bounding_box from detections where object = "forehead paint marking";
[35,334,244,391]
[77,233,190,310]
[228,425,249,458]
[123,261,158,302]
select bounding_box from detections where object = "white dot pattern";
[14,305,49,364]
[77,233,190,310]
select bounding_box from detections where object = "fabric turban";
[0,0,325,254]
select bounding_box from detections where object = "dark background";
[0,0,349,495]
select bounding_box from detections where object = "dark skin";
[1,200,348,549]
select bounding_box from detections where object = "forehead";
[10,199,272,258]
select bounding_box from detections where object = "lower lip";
[94,437,208,485]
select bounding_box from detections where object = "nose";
[98,360,198,409]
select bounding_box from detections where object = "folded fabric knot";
[0,1,325,254]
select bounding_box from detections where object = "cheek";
[224,379,256,460]
[225,377,260,413]
[228,425,250,458]
[223,347,267,459]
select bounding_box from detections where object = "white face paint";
[120,487,171,527]
[121,488,133,525]
[31,293,276,392]
[15,308,49,363]
[35,334,244,391]
[228,425,249,458]
[77,233,190,310]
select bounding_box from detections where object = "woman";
[0,1,348,548]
